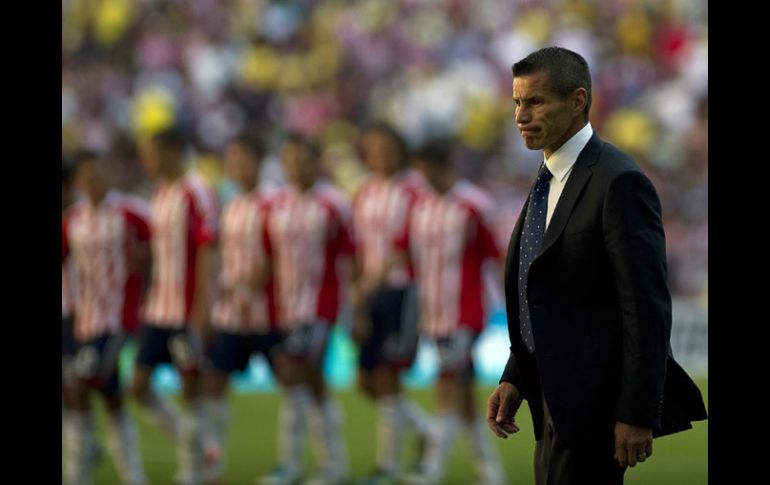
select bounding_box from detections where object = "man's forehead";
[513,72,550,94]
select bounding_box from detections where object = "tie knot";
[537,165,553,183]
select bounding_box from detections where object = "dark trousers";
[535,393,625,485]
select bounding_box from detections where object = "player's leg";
[299,323,348,485]
[359,289,397,481]
[173,328,207,485]
[404,334,469,485]
[201,331,253,483]
[85,332,148,485]
[389,286,431,450]
[360,365,403,482]
[131,325,181,439]
[375,287,431,478]
[456,373,506,485]
[356,316,379,402]
[64,342,99,485]
[62,315,82,480]
[99,365,148,485]
[259,337,309,485]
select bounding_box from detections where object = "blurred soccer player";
[350,122,432,483]
[62,151,150,485]
[399,140,507,485]
[133,129,219,485]
[62,159,86,476]
[200,133,280,483]
[260,134,353,485]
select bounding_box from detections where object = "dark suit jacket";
[500,133,707,446]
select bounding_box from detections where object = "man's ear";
[572,88,588,114]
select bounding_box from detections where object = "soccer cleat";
[257,465,303,485]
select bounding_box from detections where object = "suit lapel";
[504,193,529,291]
[538,134,603,258]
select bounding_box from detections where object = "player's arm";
[348,255,371,344]
[190,188,219,340]
[603,171,669,429]
[190,244,214,337]
[126,208,153,300]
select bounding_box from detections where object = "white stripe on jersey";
[211,191,271,333]
[143,174,218,327]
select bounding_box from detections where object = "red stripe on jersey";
[265,183,354,328]
[143,174,219,327]
[400,180,501,338]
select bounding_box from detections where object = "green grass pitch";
[82,379,707,484]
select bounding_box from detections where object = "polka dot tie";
[518,164,553,353]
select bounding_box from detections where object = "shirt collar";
[544,122,593,183]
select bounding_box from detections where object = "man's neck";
[88,190,107,207]
[162,165,186,183]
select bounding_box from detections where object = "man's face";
[415,158,448,193]
[512,71,578,158]
[139,138,183,179]
[361,131,401,176]
[224,142,260,190]
[75,159,109,202]
[281,142,318,189]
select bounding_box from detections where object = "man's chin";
[523,140,542,150]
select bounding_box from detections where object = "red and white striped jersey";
[352,171,426,290]
[265,182,355,328]
[211,189,277,333]
[396,180,502,338]
[62,191,152,342]
[142,173,218,328]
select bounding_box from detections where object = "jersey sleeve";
[472,207,502,260]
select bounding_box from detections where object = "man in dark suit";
[486,47,707,484]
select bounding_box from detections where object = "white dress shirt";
[544,122,594,230]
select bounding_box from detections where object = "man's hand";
[614,422,653,468]
[487,382,523,439]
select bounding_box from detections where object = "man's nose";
[515,106,531,125]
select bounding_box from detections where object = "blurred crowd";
[62,0,708,302]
